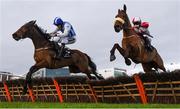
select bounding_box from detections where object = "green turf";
[0,102,179,108]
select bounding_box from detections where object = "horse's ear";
[32,20,36,24]
[29,20,36,25]
[123,4,127,12]
[118,9,121,14]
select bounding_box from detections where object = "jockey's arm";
[49,28,59,37]
[143,30,154,38]
[56,23,71,38]
[140,27,153,38]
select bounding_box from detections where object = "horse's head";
[114,4,128,33]
[12,20,36,41]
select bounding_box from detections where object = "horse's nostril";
[114,25,121,32]
[12,33,20,41]
[12,33,17,37]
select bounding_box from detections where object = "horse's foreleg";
[110,43,120,61]
[23,60,47,94]
[110,43,131,65]
[23,66,39,94]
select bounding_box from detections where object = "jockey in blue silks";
[50,17,76,58]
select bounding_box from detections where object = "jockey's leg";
[53,42,61,58]
[145,37,153,51]
[58,43,65,57]
[51,37,61,57]
[58,37,69,58]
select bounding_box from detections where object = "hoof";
[110,55,116,62]
[98,76,105,80]
[125,58,131,65]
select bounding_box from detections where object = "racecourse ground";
[0,102,179,108]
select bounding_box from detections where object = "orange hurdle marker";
[28,85,36,102]
[3,82,12,102]
[134,74,148,104]
[53,79,63,103]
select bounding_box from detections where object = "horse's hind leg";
[142,63,154,73]
[153,53,166,72]
[110,43,131,65]
[86,69,104,80]
[93,72,104,80]
[76,64,103,80]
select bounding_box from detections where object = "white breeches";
[52,36,76,45]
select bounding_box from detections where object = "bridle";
[114,16,132,30]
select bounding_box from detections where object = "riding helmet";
[54,17,63,26]
[132,17,141,25]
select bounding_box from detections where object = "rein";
[33,25,53,52]
[35,47,51,52]
[123,35,137,39]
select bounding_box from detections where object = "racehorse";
[12,20,104,94]
[110,5,166,73]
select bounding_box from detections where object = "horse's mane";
[33,24,51,42]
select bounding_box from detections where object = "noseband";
[114,17,125,25]
[114,17,132,30]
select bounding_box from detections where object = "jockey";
[132,17,153,51]
[50,17,76,58]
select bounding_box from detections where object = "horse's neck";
[123,15,137,37]
[31,27,50,49]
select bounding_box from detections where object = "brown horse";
[12,20,104,94]
[110,5,166,73]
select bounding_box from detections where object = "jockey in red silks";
[132,17,153,51]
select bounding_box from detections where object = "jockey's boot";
[146,39,153,51]
[57,43,65,59]
[53,42,61,59]
[147,43,153,51]
[144,37,153,51]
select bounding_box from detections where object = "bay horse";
[110,5,166,73]
[12,20,104,94]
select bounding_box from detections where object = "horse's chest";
[34,51,48,62]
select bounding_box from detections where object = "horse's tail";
[84,53,97,72]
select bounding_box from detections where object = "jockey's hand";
[46,34,51,39]
[49,33,58,37]
[143,34,153,38]
[144,33,154,38]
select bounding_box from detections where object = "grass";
[0,102,179,108]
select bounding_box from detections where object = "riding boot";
[144,37,153,51]
[147,43,153,51]
[53,42,60,53]
[58,43,65,58]
[146,38,153,51]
